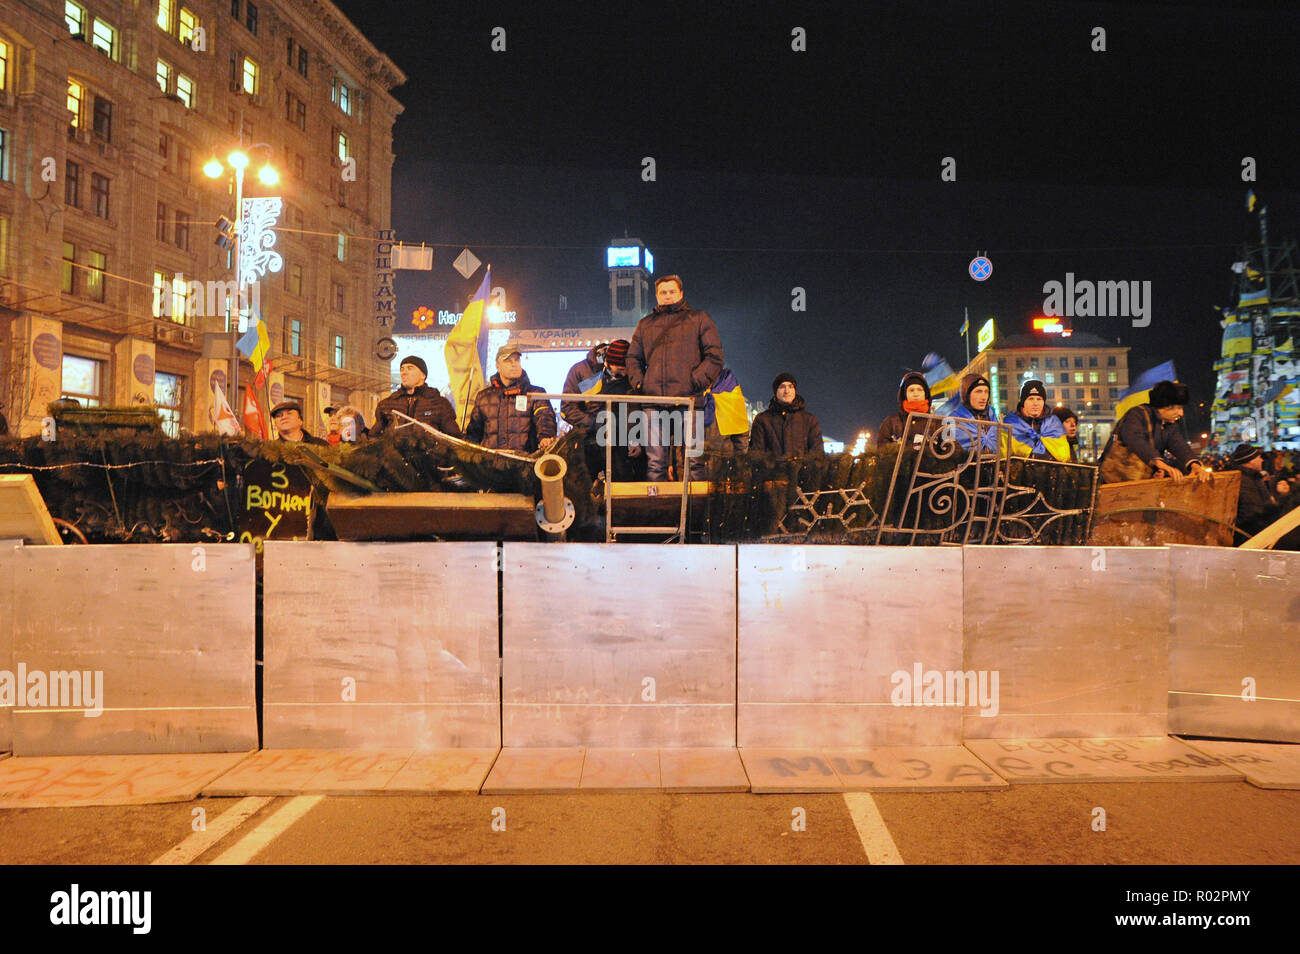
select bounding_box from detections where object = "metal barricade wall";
[737,545,965,747]
[263,542,500,748]
[0,541,16,753]
[961,545,1170,739]
[1168,545,1300,743]
[501,543,736,747]
[7,543,257,756]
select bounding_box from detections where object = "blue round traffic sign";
[969,256,993,281]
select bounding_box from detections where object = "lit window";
[171,274,187,322]
[86,250,105,301]
[241,57,258,95]
[0,39,9,93]
[336,130,349,162]
[156,59,173,93]
[91,19,117,60]
[61,355,104,407]
[1045,373,1054,384]
[333,334,345,368]
[67,79,84,128]
[152,270,167,316]
[176,74,193,108]
[62,241,76,293]
[1089,372,1099,384]
[65,1,86,36]
[155,373,185,437]
[1107,371,1117,383]
[157,0,173,31]
[179,7,198,44]
[331,78,352,115]
[336,232,347,262]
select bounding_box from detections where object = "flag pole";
[964,306,970,366]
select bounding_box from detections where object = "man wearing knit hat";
[1002,380,1071,461]
[1052,406,1080,462]
[750,373,824,459]
[875,371,934,449]
[1227,443,1285,538]
[940,372,999,454]
[1098,379,1208,484]
[581,339,643,481]
[371,354,460,438]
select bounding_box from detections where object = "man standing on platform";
[626,274,724,480]
[371,355,460,438]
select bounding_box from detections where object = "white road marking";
[208,795,325,865]
[843,792,904,865]
[149,796,273,865]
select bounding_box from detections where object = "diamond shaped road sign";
[453,248,482,279]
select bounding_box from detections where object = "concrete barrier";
[1168,545,1300,743]
[961,546,1170,739]
[6,543,257,756]
[263,542,500,748]
[738,545,965,747]
[501,543,736,747]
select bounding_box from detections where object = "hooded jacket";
[750,394,824,459]
[560,344,605,430]
[626,299,724,398]
[465,369,558,452]
[876,372,934,449]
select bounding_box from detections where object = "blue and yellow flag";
[1221,321,1253,357]
[444,266,492,430]
[235,308,271,372]
[704,369,749,436]
[922,352,960,403]
[1247,190,1257,212]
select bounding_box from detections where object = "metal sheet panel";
[10,544,256,756]
[0,541,16,753]
[1168,545,1300,743]
[501,543,736,747]
[738,545,964,747]
[961,546,1169,739]
[263,542,500,749]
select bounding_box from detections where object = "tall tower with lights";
[606,238,654,324]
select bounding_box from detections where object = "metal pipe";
[533,454,568,525]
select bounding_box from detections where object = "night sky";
[333,0,1300,440]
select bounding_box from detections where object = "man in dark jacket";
[1052,406,1080,462]
[750,373,824,459]
[584,339,643,481]
[627,275,724,480]
[561,342,607,431]
[875,371,934,450]
[466,343,557,453]
[271,401,329,446]
[371,355,461,438]
[1228,443,1284,539]
[1098,380,1209,484]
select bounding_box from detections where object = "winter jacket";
[465,370,557,452]
[561,345,605,430]
[876,371,935,450]
[1098,403,1197,483]
[626,299,724,398]
[749,395,824,458]
[1233,466,1281,538]
[371,383,461,438]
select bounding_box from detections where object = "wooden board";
[1180,740,1300,790]
[0,752,252,808]
[0,475,61,545]
[1090,471,1239,547]
[740,746,1006,793]
[328,491,537,540]
[201,748,500,795]
[964,737,1245,783]
[1241,504,1300,549]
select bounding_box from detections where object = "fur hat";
[1149,380,1190,408]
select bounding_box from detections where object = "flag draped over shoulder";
[1115,360,1176,420]
[444,267,492,431]
[704,369,748,435]
[1001,413,1069,461]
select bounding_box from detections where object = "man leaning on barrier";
[466,344,557,453]
[1097,380,1209,484]
[626,274,724,481]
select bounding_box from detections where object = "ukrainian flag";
[1239,290,1269,308]
[922,352,960,403]
[1221,321,1253,357]
[444,266,492,430]
[1114,360,1177,421]
[235,309,271,372]
[704,369,749,436]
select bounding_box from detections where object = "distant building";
[606,237,653,325]
[956,329,1129,462]
[0,0,403,436]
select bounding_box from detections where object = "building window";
[298,47,308,77]
[241,57,258,95]
[1107,371,1117,383]
[1044,357,1054,368]
[176,143,191,181]
[0,128,8,182]
[332,77,352,115]
[61,355,104,407]
[1044,373,1054,384]
[1107,356,1116,367]
[172,274,187,322]
[1089,356,1098,367]
[332,282,345,312]
[176,74,194,108]
[175,211,189,250]
[66,2,86,37]
[231,0,240,18]
[1074,357,1084,368]
[1088,371,1099,383]
[1015,358,1024,370]
[179,7,198,44]
[333,334,344,368]
[1091,388,1100,400]
[0,39,9,93]
[245,2,258,34]
[155,372,185,437]
[285,318,301,356]
[92,96,112,141]
[91,172,109,218]
[157,0,173,31]
[293,154,305,179]
[86,250,105,301]
[336,232,347,262]
[156,201,167,241]
[1110,388,1120,399]
[67,80,84,128]
[0,214,9,276]
[156,59,173,93]
[295,99,307,131]
[152,270,166,316]
[1075,388,1084,399]
[62,241,76,293]
[91,18,117,60]
[616,285,634,311]
[286,263,302,296]
[336,130,349,162]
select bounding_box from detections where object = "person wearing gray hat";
[371,354,460,438]
[465,344,557,452]
[271,401,328,445]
